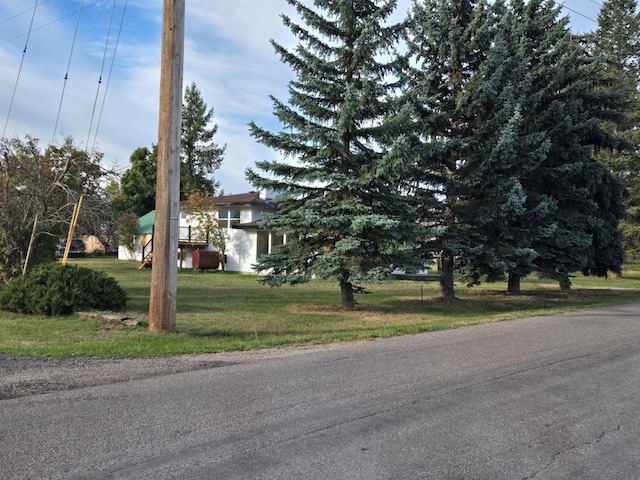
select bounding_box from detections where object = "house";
[118,190,284,273]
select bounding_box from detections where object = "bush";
[0,262,128,315]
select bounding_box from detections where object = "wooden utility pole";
[149,0,184,333]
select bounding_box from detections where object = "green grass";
[1,257,639,357]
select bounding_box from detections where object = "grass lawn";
[1,257,639,357]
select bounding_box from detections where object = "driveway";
[2,303,640,479]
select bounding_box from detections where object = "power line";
[0,1,102,48]
[0,0,51,27]
[2,0,40,140]
[52,0,85,146]
[92,0,129,152]
[1,0,128,151]
[86,0,118,150]
[556,1,599,26]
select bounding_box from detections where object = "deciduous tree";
[183,189,228,270]
[0,136,113,285]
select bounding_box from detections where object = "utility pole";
[149,0,184,333]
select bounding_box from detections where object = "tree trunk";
[507,273,521,295]
[340,280,356,311]
[559,277,571,291]
[439,253,456,300]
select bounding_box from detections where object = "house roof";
[138,210,155,234]
[208,191,272,207]
[138,193,275,231]
[232,221,261,229]
[177,191,276,209]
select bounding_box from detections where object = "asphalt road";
[2,303,640,479]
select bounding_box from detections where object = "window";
[217,209,241,229]
[256,231,269,258]
[256,232,285,259]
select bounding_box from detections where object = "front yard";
[1,257,639,357]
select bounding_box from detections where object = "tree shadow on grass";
[361,287,598,316]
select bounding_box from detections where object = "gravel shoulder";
[0,354,235,400]
[0,345,335,400]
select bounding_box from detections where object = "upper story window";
[217,208,241,229]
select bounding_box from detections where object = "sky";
[0,0,603,194]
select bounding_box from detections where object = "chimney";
[259,189,270,200]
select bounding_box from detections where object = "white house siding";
[172,211,257,272]
[120,228,276,273]
[118,245,137,261]
[176,232,260,273]
[117,233,151,262]
[225,228,259,273]
[119,191,278,273]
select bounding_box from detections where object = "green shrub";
[0,262,128,315]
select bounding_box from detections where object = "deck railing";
[141,225,209,265]
[178,225,208,244]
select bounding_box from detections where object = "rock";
[78,312,138,326]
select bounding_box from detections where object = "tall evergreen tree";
[408,0,627,294]
[454,0,557,294]
[591,0,640,260]
[592,0,640,78]
[406,0,492,300]
[247,0,423,310]
[111,146,158,218]
[469,0,627,290]
[181,82,226,199]
[515,0,627,289]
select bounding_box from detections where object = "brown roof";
[180,191,275,208]
[232,221,262,229]
[211,192,266,205]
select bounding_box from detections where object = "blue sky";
[0,0,603,194]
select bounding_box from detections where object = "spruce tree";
[406,0,492,300]
[112,146,158,218]
[408,0,627,293]
[507,0,627,289]
[181,82,226,199]
[454,0,557,294]
[591,0,640,260]
[247,0,422,310]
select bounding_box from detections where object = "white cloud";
[0,0,602,194]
